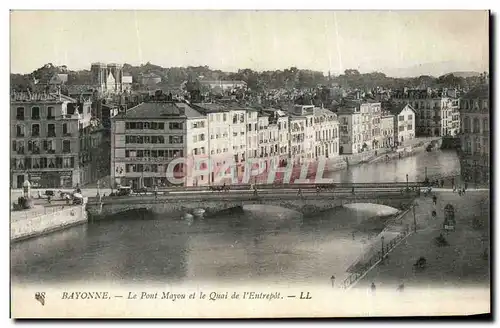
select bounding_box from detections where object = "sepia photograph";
[9,9,491,318]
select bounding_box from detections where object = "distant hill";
[444,71,482,78]
[382,61,488,78]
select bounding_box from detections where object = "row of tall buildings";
[10,69,490,188]
[109,99,419,188]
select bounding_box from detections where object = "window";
[398,115,404,121]
[169,122,183,130]
[399,125,405,132]
[199,134,205,141]
[63,123,70,135]
[47,107,54,119]
[193,135,198,143]
[30,140,40,154]
[47,124,56,137]
[62,140,71,153]
[473,118,480,133]
[483,118,489,133]
[31,124,40,137]
[31,107,40,120]
[408,114,413,121]
[407,124,413,131]
[223,114,227,121]
[16,124,25,137]
[463,116,471,133]
[16,107,24,120]
[169,136,183,144]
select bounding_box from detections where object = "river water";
[11,150,461,286]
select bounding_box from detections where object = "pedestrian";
[451,177,455,189]
[330,275,335,288]
[464,182,468,190]
[440,180,444,188]
[371,282,376,293]
[352,187,355,195]
[297,188,302,197]
[397,283,405,292]
[458,188,462,196]
[462,187,466,195]
[432,195,437,205]
[453,185,456,193]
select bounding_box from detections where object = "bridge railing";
[340,228,412,290]
[151,182,426,193]
[87,189,419,203]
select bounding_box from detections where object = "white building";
[313,107,340,159]
[288,105,316,162]
[245,109,259,159]
[288,116,306,164]
[389,104,416,146]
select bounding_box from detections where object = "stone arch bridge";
[86,190,418,219]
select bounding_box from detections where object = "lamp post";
[406,174,409,190]
[381,236,385,256]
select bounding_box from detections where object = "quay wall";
[11,204,88,242]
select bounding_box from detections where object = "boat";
[183,213,194,220]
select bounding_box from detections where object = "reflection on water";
[11,150,461,286]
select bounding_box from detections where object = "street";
[353,189,490,290]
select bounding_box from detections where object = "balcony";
[46,149,56,154]
[16,133,25,137]
[16,116,24,121]
[31,132,40,137]
[46,116,55,120]
[63,132,72,137]
[16,149,24,155]
[31,149,41,154]
[47,132,56,138]
[31,116,40,120]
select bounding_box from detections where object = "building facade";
[392,89,459,137]
[459,85,490,185]
[111,102,208,188]
[380,114,395,148]
[388,104,416,146]
[313,107,340,159]
[288,116,306,164]
[10,92,104,188]
[338,108,362,154]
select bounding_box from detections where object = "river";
[11,150,461,287]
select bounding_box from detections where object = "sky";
[10,10,489,76]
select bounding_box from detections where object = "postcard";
[10,9,490,318]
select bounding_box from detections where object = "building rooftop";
[11,92,77,103]
[336,107,361,114]
[313,107,336,117]
[192,102,230,113]
[200,80,247,85]
[461,84,489,99]
[383,102,415,116]
[117,102,204,119]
